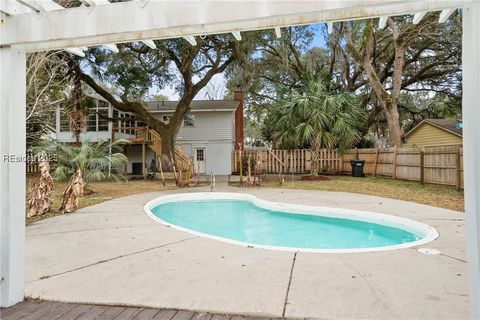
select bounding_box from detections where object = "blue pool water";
[150,199,422,250]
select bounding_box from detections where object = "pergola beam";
[439,8,456,23]
[327,22,333,34]
[79,0,110,6]
[231,31,242,41]
[412,12,427,24]
[274,26,281,38]
[65,47,86,57]
[0,46,26,308]
[16,0,64,12]
[141,40,156,49]
[378,16,388,28]
[103,43,119,53]
[183,36,197,46]
[0,0,463,52]
[0,1,33,15]
[462,3,480,319]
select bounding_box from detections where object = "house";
[404,119,462,147]
[52,91,244,175]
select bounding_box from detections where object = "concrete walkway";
[25,187,469,319]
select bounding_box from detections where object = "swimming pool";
[144,193,438,253]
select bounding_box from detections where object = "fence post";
[420,150,425,185]
[456,146,462,190]
[355,148,359,160]
[392,146,398,179]
[373,147,380,177]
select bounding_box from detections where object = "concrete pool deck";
[25,187,469,319]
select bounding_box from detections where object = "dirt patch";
[300,175,331,181]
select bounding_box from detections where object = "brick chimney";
[233,88,244,150]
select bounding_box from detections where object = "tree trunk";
[384,102,403,147]
[310,140,321,176]
[69,72,85,145]
[344,20,405,147]
[155,124,176,168]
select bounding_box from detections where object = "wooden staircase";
[135,127,162,156]
[131,127,196,186]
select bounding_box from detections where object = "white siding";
[153,111,235,143]
[124,110,235,175]
[177,141,232,175]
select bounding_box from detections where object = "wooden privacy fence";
[232,149,341,174]
[232,145,464,189]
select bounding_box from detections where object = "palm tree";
[53,139,130,190]
[270,73,365,175]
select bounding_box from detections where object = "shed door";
[194,148,206,174]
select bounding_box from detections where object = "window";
[183,115,195,127]
[112,109,119,132]
[98,100,108,109]
[120,114,126,133]
[196,149,204,161]
[162,115,170,123]
[59,109,70,132]
[86,111,97,131]
[98,109,109,131]
[127,114,134,134]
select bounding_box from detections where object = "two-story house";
[52,91,244,175]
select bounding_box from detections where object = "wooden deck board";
[152,309,177,320]
[131,308,160,319]
[57,304,94,320]
[97,306,126,319]
[114,307,142,320]
[190,313,213,320]
[0,301,278,320]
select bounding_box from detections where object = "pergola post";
[0,45,26,307]
[462,1,480,319]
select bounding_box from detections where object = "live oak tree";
[231,16,461,147]
[71,35,244,163]
[341,13,461,145]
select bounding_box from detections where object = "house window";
[59,109,70,132]
[98,109,109,131]
[120,114,126,133]
[112,109,119,132]
[196,149,204,161]
[183,115,195,127]
[86,111,97,131]
[162,115,170,123]
[127,114,134,134]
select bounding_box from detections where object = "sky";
[158,23,328,101]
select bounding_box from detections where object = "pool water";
[150,199,422,250]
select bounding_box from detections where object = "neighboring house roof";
[82,92,240,112]
[406,119,463,138]
[145,100,240,113]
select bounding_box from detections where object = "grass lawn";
[259,175,464,212]
[26,178,185,224]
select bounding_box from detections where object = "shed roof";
[406,119,463,137]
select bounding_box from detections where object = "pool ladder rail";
[210,171,216,191]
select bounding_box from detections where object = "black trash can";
[350,160,365,177]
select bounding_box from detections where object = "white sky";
[157,73,226,100]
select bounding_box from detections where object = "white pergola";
[0,0,478,318]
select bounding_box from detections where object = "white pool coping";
[143,192,439,253]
